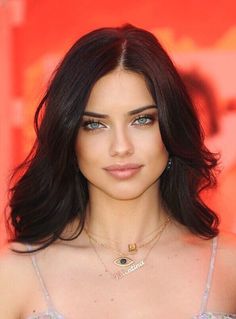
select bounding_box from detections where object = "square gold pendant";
[128,243,137,252]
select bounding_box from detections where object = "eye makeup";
[81,112,157,132]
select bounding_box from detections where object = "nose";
[109,125,134,157]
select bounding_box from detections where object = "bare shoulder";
[0,242,33,318]
[0,241,34,284]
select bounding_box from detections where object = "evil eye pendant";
[113,257,134,267]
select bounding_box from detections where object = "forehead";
[85,68,155,113]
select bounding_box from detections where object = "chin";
[98,182,159,201]
[107,192,145,201]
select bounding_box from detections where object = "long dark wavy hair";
[8,24,219,251]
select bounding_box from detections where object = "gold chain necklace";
[85,217,170,258]
[86,217,170,280]
[85,221,166,252]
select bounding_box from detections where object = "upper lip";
[104,164,143,170]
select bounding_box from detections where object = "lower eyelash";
[82,120,101,130]
[81,114,156,131]
[134,114,155,125]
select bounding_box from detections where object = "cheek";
[142,133,168,172]
[135,127,167,154]
[75,134,105,166]
[148,142,168,164]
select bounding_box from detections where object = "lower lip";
[104,167,142,179]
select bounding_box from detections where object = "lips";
[104,163,142,170]
[103,163,143,179]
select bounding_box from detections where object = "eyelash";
[81,114,155,131]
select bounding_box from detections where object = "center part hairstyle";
[8,24,219,250]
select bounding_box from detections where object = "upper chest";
[21,241,236,319]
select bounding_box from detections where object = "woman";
[1,24,236,318]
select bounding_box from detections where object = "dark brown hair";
[8,24,219,251]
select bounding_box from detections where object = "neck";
[84,185,169,252]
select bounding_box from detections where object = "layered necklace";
[85,217,171,280]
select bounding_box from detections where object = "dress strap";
[199,236,218,314]
[27,244,55,312]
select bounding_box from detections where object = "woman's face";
[76,68,168,200]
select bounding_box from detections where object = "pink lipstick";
[103,164,143,179]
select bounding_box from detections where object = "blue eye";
[82,120,105,131]
[82,114,155,131]
[133,115,154,126]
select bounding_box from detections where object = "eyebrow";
[82,105,157,119]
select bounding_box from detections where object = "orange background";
[1,0,236,246]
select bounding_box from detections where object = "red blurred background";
[1,0,236,247]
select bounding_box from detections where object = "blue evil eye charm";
[113,257,134,267]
